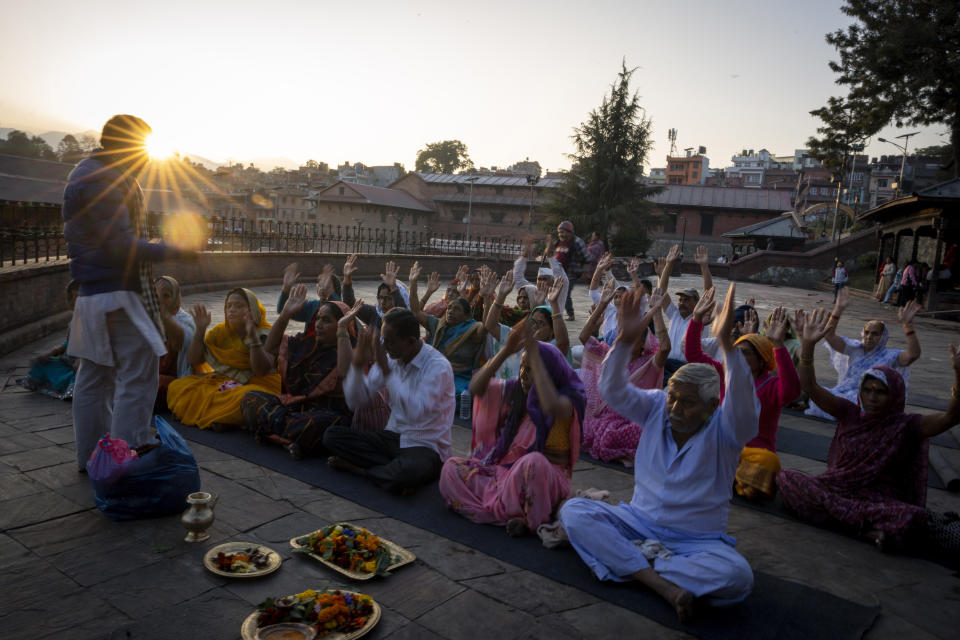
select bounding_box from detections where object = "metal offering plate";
[204,541,282,578]
[289,522,416,580]
[240,590,381,640]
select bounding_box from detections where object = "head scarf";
[517,284,537,309]
[735,333,776,373]
[813,365,928,511]
[155,275,182,311]
[203,289,271,384]
[375,280,410,318]
[280,300,352,404]
[487,341,585,465]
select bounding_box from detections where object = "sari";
[439,342,585,530]
[580,333,661,462]
[426,314,485,394]
[168,289,281,429]
[18,336,76,400]
[805,323,908,420]
[779,366,928,543]
[242,301,354,455]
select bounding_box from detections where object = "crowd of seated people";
[53,242,959,622]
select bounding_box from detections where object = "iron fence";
[1,221,523,267]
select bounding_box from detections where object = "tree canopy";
[0,130,57,161]
[414,140,474,174]
[812,0,960,176]
[544,61,661,255]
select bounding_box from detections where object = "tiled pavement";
[1,273,959,639]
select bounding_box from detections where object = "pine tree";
[544,61,661,255]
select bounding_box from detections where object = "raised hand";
[523,311,540,350]
[950,344,960,374]
[599,277,617,305]
[426,271,441,295]
[503,319,526,355]
[339,300,364,330]
[479,267,497,299]
[282,283,309,318]
[898,300,922,326]
[532,281,548,308]
[242,307,257,339]
[793,309,806,336]
[543,234,555,258]
[408,260,422,284]
[352,326,374,368]
[834,286,850,311]
[342,254,358,280]
[627,256,640,278]
[282,262,300,293]
[694,245,709,265]
[745,297,756,308]
[737,308,759,335]
[648,289,665,311]
[317,263,335,298]
[455,264,469,295]
[666,244,681,263]
[714,283,737,351]
[190,303,212,334]
[766,306,788,347]
[617,289,650,345]
[372,327,390,373]
[692,286,716,322]
[547,277,565,306]
[800,308,831,344]
[381,261,398,288]
[597,252,613,274]
[495,270,514,303]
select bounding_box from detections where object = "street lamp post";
[878,132,919,199]
[526,174,539,230]
[462,176,479,251]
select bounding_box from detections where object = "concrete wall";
[0,252,516,356]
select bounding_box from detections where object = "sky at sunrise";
[0,0,948,171]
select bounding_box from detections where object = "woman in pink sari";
[578,281,670,465]
[439,319,585,536]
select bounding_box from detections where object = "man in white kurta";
[559,338,759,608]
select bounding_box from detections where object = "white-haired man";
[559,283,759,622]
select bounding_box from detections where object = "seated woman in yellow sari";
[168,288,281,430]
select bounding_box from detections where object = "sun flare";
[145,133,177,160]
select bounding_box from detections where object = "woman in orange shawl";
[167,288,281,430]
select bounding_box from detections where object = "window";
[669,177,683,184]
[877,179,888,188]
[495,187,504,195]
[338,187,344,195]
[456,184,464,193]
[490,211,506,223]
[700,214,714,236]
[661,214,677,233]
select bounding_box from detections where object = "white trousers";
[73,309,158,469]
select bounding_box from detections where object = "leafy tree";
[543,61,662,255]
[56,134,84,163]
[819,0,960,176]
[806,96,873,177]
[77,133,99,152]
[414,140,474,174]
[0,130,56,160]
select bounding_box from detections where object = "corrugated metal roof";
[306,181,433,212]
[722,213,806,238]
[0,153,74,182]
[432,194,550,207]
[649,185,792,212]
[416,172,564,188]
[0,174,65,205]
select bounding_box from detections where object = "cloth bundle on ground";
[18,341,76,400]
[90,416,200,521]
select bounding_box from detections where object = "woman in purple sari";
[779,308,960,550]
[439,320,585,536]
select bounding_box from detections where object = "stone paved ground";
[1,272,959,639]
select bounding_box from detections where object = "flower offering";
[294,525,392,576]
[255,589,375,637]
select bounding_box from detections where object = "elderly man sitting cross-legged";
[559,283,760,622]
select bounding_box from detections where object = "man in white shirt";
[559,284,759,622]
[658,244,713,382]
[324,308,455,493]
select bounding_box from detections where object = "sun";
[145,133,177,160]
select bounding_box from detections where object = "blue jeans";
[833,282,846,301]
[564,273,577,317]
[883,285,899,303]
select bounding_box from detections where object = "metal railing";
[1,221,523,267]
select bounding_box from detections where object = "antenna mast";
[667,129,678,156]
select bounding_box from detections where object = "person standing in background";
[554,221,587,321]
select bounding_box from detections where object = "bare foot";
[327,456,366,476]
[668,586,695,623]
[618,456,634,468]
[505,517,529,537]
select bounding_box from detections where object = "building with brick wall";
[390,172,563,241]
[665,152,709,185]
[303,181,433,240]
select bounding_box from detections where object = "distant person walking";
[586,231,605,280]
[553,221,588,321]
[63,115,196,471]
[832,260,848,301]
[875,259,897,302]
